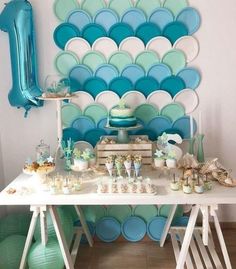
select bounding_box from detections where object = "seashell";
[225,178,233,185]
[178,153,199,169]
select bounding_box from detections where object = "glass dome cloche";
[42,75,71,98]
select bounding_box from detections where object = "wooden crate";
[96,136,153,166]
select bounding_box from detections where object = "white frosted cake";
[109,101,137,128]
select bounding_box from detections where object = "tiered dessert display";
[106,100,141,143]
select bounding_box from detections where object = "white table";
[0,172,235,269]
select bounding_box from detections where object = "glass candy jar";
[36,140,50,163]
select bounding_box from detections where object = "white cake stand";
[105,124,142,143]
[37,96,77,157]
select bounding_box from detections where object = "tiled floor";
[75,229,236,269]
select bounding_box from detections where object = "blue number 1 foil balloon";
[0,0,43,117]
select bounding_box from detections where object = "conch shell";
[178,153,199,169]
[200,158,223,175]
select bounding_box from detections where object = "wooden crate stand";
[96,136,153,166]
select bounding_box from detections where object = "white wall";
[0,0,236,220]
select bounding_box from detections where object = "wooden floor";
[75,229,236,269]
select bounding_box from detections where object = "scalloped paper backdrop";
[53,0,201,146]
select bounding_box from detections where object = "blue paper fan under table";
[96,217,121,243]
[121,216,146,242]
[147,216,167,241]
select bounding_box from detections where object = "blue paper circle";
[62,128,83,142]
[69,65,93,91]
[176,7,201,35]
[109,77,133,97]
[109,23,135,45]
[135,77,160,97]
[121,64,145,84]
[82,23,107,45]
[74,220,95,244]
[94,8,119,32]
[136,22,161,45]
[147,217,167,241]
[135,128,157,141]
[177,68,201,90]
[95,64,119,85]
[67,10,92,31]
[172,216,189,227]
[163,21,188,44]
[54,23,80,49]
[148,63,172,83]
[160,76,186,97]
[72,116,96,136]
[122,217,146,242]
[96,217,121,243]
[149,8,174,30]
[84,128,107,147]
[172,116,197,139]
[121,8,147,31]
[84,77,108,98]
[147,116,172,137]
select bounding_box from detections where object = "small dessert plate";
[74,141,94,151]
[121,64,145,85]
[55,51,79,76]
[147,90,172,110]
[146,37,172,59]
[163,21,188,45]
[147,216,167,241]
[135,51,160,72]
[119,37,145,59]
[136,22,162,45]
[95,65,119,85]
[121,8,147,31]
[109,23,134,46]
[162,49,186,75]
[177,67,201,90]
[173,89,199,114]
[176,7,201,35]
[96,217,121,242]
[72,91,94,111]
[133,205,158,223]
[82,51,107,71]
[149,8,174,30]
[108,0,133,16]
[148,63,172,83]
[84,104,108,125]
[53,23,81,50]
[174,36,199,63]
[92,37,118,60]
[54,0,79,21]
[136,0,161,17]
[163,0,188,17]
[122,216,146,242]
[108,51,133,73]
[122,91,146,109]
[95,91,120,111]
[94,8,119,32]
[160,76,186,97]
[67,10,92,31]
[65,37,91,60]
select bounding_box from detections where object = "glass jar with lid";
[36,140,50,163]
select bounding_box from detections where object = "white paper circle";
[146,37,172,59]
[65,37,91,60]
[72,91,94,111]
[147,90,172,110]
[122,91,146,109]
[173,89,199,114]
[119,37,145,59]
[174,36,199,63]
[92,37,118,60]
[95,91,120,111]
